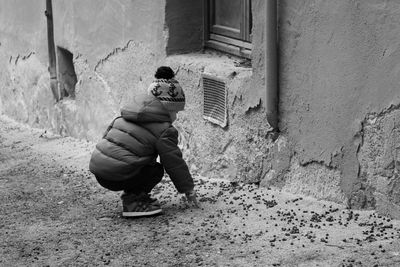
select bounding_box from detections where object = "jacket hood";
[121,94,172,123]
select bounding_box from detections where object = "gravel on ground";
[1,115,400,267]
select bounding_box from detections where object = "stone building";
[0,0,399,218]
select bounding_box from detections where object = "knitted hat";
[147,78,185,112]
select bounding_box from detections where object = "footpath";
[1,115,400,267]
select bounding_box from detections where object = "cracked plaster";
[279,0,400,213]
[358,107,400,218]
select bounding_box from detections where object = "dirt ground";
[1,115,400,267]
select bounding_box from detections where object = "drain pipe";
[45,0,59,101]
[265,0,278,130]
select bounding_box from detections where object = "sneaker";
[121,192,160,205]
[142,194,160,205]
[121,193,162,218]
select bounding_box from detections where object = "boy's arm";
[156,126,194,194]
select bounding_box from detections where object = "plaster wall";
[0,0,271,185]
[358,107,400,217]
[52,0,166,69]
[277,0,400,212]
[0,0,167,140]
[162,0,274,183]
[0,0,48,60]
[0,0,50,126]
[50,0,168,139]
[165,53,273,183]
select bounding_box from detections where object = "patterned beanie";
[147,78,185,112]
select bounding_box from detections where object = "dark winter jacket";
[89,94,194,193]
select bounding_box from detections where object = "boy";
[89,66,199,217]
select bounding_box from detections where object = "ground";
[1,115,400,267]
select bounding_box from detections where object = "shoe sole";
[122,208,163,218]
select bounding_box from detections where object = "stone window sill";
[166,51,252,80]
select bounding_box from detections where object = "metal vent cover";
[202,74,227,127]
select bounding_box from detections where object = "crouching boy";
[89,66,199,217]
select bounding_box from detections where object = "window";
[204,0,252,58]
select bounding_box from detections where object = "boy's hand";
[185,190,200,208]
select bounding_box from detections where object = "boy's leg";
[123,163,164,194]
[121,163,164,217]
[95,175,125,191]
[94,163,164,193]
[95,163,164,217]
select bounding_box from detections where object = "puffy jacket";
[89,94,194,193]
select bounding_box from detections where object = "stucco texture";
[53,0,166,68]
[51,0,167,139]
[279,0,400,205]
[165,53,273,183]
[359,108,400,217]
[0,0,50,126]
[0,0,167,140]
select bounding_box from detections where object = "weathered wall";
[51,0,168,139]
[0,0,50,126]
[163,0,273,183]
[0,1,47,60]
[1,0,399,217]
[273,0,400,214]
[0,0,167,140]
[359,107,400,217]
[53,0,166,68]
[0,0,271,185]
[166,53,273,183]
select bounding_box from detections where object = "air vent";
[202,74,227,127]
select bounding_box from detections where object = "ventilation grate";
[202,74,227,127]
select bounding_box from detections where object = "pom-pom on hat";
[155,66,175,80]
[147,66,185,112]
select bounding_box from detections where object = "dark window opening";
[205,0,252,59]
[57,47,77,99]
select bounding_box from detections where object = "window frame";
[204,0,252,59]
